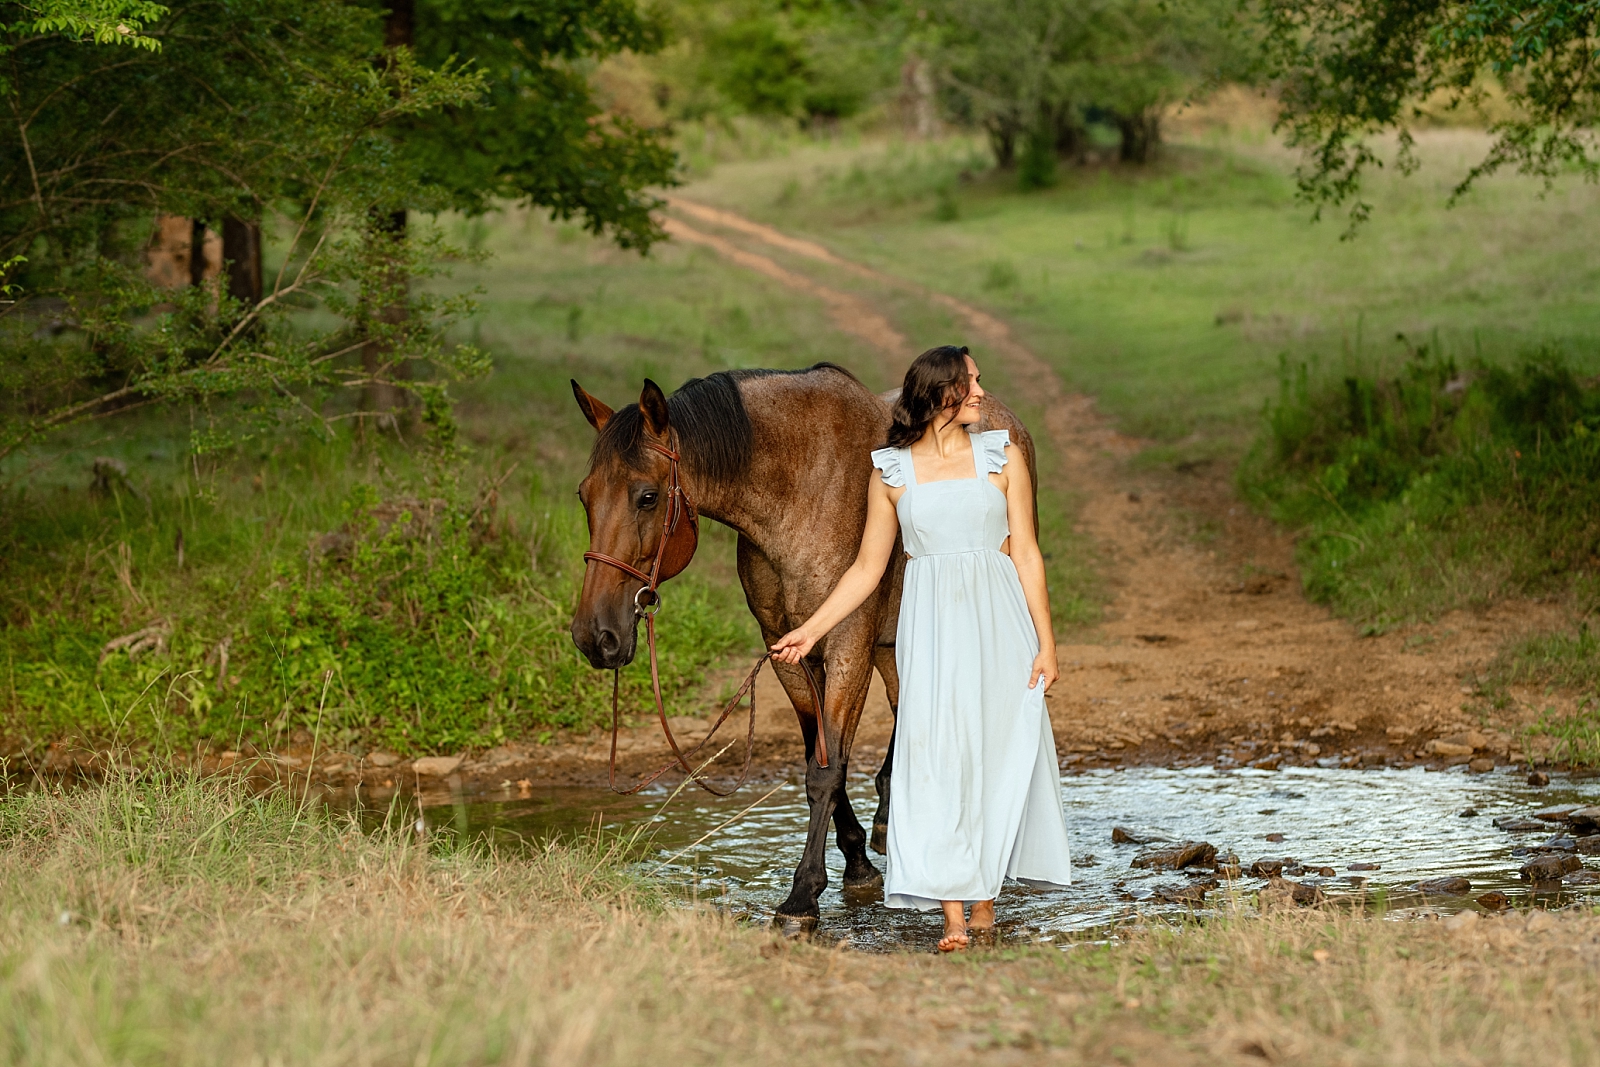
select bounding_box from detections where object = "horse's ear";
[639,379,670,436]
[571,380,613,432]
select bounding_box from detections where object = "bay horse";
[570,363,1036,923]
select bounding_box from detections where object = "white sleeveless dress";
[872,430,1073,911]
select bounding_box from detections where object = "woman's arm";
[1002,444,1058,691]
[770,474,900,664]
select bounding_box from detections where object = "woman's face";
[950,354,985,426]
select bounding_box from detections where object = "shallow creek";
[343,766,1600,952]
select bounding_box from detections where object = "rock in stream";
[1520,854,1582,883]
[1131,841,1218,870]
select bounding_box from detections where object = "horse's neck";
[688,375,884,550]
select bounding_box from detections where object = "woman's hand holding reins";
[1028,649,1058,692]
[770,627,818,665]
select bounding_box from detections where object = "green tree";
[399,0,677,249]
[927,0,1089,168]
[1,0,488,459]
[654,0,893,124]
[928,0,1239,170]
[1258,0,1600,228]
[0,0,677,460]
[1074,0,1246,163]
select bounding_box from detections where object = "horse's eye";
[638,491,658,509]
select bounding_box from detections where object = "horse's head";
[570,377,699,670]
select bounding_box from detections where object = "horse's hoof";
[841,869,884,901]
[870,823,887,855]
[772,913,818,939]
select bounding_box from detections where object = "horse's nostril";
[597,629,621,657]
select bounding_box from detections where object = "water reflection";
[335,766,1600,952]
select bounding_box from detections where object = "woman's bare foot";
[968,899,996,931]
[938,901,968,952]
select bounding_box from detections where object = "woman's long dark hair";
[886,345,971,448]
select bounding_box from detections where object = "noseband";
[581,437,827,796]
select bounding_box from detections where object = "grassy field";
[5,771,1600,1067]
[682,128,1600,448]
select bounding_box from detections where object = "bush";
[0,461,753,757]
[1239,341,1600,628]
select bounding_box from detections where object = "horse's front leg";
[773,627,877,922]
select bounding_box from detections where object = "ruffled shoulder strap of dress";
[976,429,1011,475]
[870,446,907,487]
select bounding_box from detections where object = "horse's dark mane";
[593,363,858,485]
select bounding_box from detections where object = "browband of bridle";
[582,435,829,796]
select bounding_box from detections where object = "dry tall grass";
[3,775,1598,1066]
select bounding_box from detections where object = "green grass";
[1487,623,1600,763]
[1236,344,1600,627]
[15,120,1599,753]
[681,129,1600,450]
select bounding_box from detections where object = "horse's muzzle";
[571,615,638,671]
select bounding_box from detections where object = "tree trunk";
[898,55,939,138]
[188,219,208,287]
[1051,105,1086,163]
[985,117,1018,169]
[1118,110,1161,164]
[221,218,262,309]
[360,1,416,435]
[385,0,413,49]
[361,209,411,433]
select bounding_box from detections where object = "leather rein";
[583,438,827,797]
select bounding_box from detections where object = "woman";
[772,345,1072,951]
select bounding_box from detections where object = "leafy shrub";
[0,478,752,757]
[1240,342,1600,627]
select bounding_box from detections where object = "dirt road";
[272,200,1573,801]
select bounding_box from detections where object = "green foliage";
[1,2,493,458]
[1495,622,1600,696]
[927,0,1243,166]
[707,16,810,116]
[1,0,677,464]
[1257,0,1600,229]
[655,0,892,123]
[0,0,166,51]
[1526,694,1600,766]
[982,258,1020,290]
[1240,342,1600,627]
[1017,128,1058,189]
[1486,622,1600,763]
[0,461,750,756]
[2,216,492,462]
[403,0,677,248]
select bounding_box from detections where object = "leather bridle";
[582,437,827,797]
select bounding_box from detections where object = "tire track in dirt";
[662,217,908,359]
